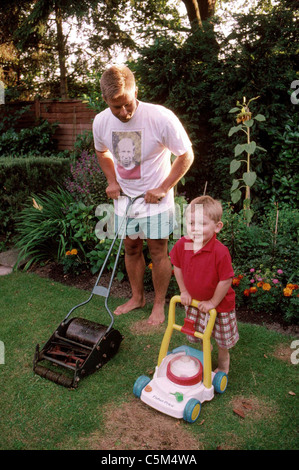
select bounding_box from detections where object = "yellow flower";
[262,283,271,291]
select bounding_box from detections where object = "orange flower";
[70,249,78,255]
[257,281,264,288]
[238,274,244,279]
[233,278,240,286]
[66,250,71,256]
[283,287,293,297]
[262,283,271,291]
[244,289,250,296]
[249,286,257,293]
[148,263,153,270]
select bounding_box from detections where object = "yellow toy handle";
[157,295,217,389]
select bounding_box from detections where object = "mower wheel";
[133,375,151,398]
[183,398,201,423]
[213,371,228,394]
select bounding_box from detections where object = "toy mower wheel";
[183,398,201,423]
[213,371,228,394]
[133,375,151,398]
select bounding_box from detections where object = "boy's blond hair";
[100,65,136,101]
[189,195,223,223]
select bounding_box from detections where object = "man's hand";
[144,187,166,204]
[106,181,122,199]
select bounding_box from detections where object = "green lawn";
[0,272,298,450]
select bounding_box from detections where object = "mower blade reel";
[34,364,75,388]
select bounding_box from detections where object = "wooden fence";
[0,99,97,151]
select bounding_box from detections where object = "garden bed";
[29,261,298,337]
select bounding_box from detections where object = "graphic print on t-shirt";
[112,131,142,180]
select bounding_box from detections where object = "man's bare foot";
[114,297,145,315]
[147,303,165,325]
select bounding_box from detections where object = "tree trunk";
[181,0,217,29]
[55,3,68,99]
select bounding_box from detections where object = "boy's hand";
[180,290,192,306]
[197,300,215,313]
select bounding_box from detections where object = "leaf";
[254,114,266,121]
[228,124,242,136]
[231,179,239,191]
[256,145,267,152]
[230,159,241,174]
[231,188,242,203]
[229,107,240,113]
[233,408,245,419]
[244,119,254,127]
[243,171,257,187]
[234,143,247,156]
[245,141,257,154]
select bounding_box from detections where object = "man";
[93,65,194,325]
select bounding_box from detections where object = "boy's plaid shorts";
[185,306,239,349]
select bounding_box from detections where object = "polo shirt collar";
[192,233,217,254]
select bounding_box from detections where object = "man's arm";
[95,149,121,199]
[144,148,194,204]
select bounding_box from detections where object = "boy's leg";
[216,347,230,374]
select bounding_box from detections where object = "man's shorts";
[185,306,239,349]
[115,209,174,239]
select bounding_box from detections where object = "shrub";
[14,188,75,269]
[65,151,107,205]
[0,156,71,237]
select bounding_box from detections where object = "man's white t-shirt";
[93,100,192,218]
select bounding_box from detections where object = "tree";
[181,0,216,29]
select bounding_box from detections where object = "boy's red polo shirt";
[170,234,235,312]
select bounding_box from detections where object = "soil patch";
[81,398,202,451]
[29,261,298,337]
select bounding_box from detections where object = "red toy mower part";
[166,355,203,386]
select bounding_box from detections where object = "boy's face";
[186,207,223,249]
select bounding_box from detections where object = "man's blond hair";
[189,195,223,223]
[100,65,136,101]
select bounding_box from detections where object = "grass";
[0,272,298,450]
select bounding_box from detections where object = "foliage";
[132,3,298,205]
[259,114,299,207]
[228,96,267,223]
[0,156,70,237]
[0,104,58,156]
[14,187,75,269]
[64,151,107,206]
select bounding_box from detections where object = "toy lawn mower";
[133,295,228,423]
[33,194,143,389]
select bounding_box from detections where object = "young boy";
[170,195,239,374]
